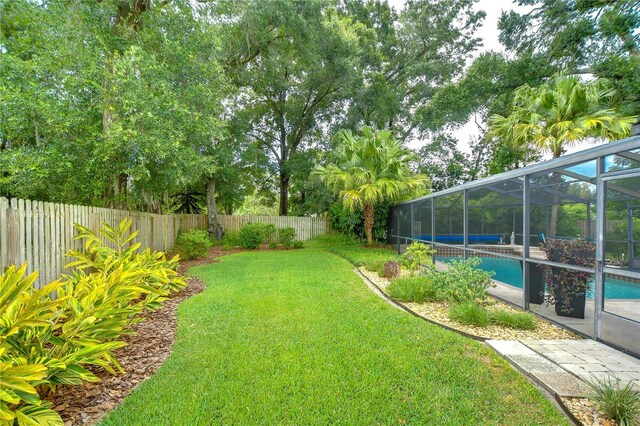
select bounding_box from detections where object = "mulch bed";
[44,245,280,425]
[43,246,248,425]
[45,276,205,425]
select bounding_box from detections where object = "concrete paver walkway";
[488,339,640,398]
[521,339,640,390]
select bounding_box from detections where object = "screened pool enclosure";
[388,136,640,355]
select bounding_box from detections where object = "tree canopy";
[1,0,637,224]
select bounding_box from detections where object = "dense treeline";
[1,0,638,228]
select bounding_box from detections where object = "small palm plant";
[314,126,428,245]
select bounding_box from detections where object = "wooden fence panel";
[0,197,328,288]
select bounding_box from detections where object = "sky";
[386,0,605,157]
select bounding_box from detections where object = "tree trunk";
[364,202,374,246]
[279,171,289,216]
[206,178,224,240]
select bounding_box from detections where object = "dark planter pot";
[520,260,545,305]
[551,266,587,319]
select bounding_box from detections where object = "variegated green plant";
[66,218,186,310]
[0,265,64,426]
[1,219,187,425]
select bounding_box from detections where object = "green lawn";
[100,241,568,425]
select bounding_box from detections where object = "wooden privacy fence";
[216,214,328,241]
[0,197,328,288]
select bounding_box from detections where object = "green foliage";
[401,242,435,275]
[292,241,304,249]
[0,219,185,425]
[221,1,363,215]
[387,276,440,303]
[175,229,211,260]
[170,192,205,214]
[448,303,491,327]
[489,76,636,159]
[415,134,471,191]
[341,0,485,138]
[588,377,640,426]
[221,230,241,250]
[489,310,537,331]
[327,201,391,243]
[314,127,428,245]
[238,222,275,249]
[269,242,278,249]
[0,265,65,426]
[0,1,229,209]
[425,257,495,303]
[499,0,640,114]
[278,227,296,249]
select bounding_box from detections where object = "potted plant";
[543,239,595,319]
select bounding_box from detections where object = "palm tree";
[314,126,428,246]
[489,75,636,158]
[489,75,637,236]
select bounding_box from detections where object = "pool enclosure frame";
[388,135,640,355]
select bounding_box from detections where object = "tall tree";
[339,0,485,140]
[414,134,471,192]
[499,0,639,114]
[314,127,428,246]
[0,0,228,211]
[220,1,361,215]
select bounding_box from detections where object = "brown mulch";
[45,276,205,425]
[44,245,280,425]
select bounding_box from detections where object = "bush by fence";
[0,197,328,288]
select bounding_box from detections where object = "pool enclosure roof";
[398,136,640,209]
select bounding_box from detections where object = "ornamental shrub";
[401,242,435,275]
[278,227,296,248]
[384,261,400,278]
[293,240,304,249]
[222,230,241,250]
[425,257,495,303]
[542,238,595,314]
[588,377,640,426]
[0,219,186,426]
[175,229,211,260]
[239,222,275,249]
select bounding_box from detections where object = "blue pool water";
[436,257,640,300]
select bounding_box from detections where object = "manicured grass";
[100,242,568,425]
[320,234,400,267]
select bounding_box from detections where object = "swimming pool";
[436,257,640,300]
